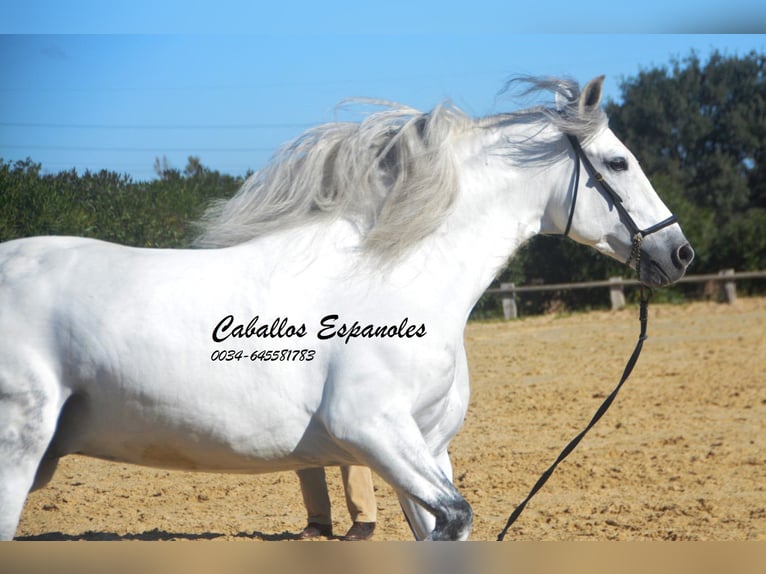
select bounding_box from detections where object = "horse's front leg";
[397,450,457,540]
[323,410,472,541]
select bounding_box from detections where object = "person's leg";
[341,465,377,522]
[296,467,333,538]
[340,465,377,540]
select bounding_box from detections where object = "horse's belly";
[65,397,334,472]
[74,433,328,473]
[53,362,335,472]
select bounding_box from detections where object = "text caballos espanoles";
[212,314,426,345]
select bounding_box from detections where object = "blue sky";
[1,2,765,181]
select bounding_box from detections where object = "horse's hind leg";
[0,365,64,540]
[324,412,472,541]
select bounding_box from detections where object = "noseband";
[562,134,678,273]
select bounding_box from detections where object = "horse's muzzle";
[639,238,694,287]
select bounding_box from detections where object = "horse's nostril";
[673,243,694,269]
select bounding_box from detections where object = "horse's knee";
[429,496,473,541]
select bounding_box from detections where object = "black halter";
[562,134,678,272]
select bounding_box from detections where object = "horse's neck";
[410,135,567,315]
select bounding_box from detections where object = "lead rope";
[497,253,652,541]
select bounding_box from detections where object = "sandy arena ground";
[14,297,766,541]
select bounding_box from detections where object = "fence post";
[609,277,626,310]
[501,282,517,320]
[720,268,737,304]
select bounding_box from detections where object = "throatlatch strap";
[497,289,652,541]
[562,147,580,237]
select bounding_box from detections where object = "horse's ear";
[579,75,605,113]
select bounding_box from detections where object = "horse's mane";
[193,76,607,262]
[493,76,608,141]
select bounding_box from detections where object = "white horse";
[0,76,693,541]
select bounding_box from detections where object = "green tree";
[0,156,243,248]
[605,49,766,273]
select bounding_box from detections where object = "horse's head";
[557,76,694,287]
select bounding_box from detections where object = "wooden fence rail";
[485,269,766,319]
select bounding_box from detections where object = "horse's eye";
[607,158,628,171]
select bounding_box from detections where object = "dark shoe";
[342,521,376,541]
[297,522,333,539]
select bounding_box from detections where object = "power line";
[0,121,315,130]
[27,162,255,171]
[0,144,274,153]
